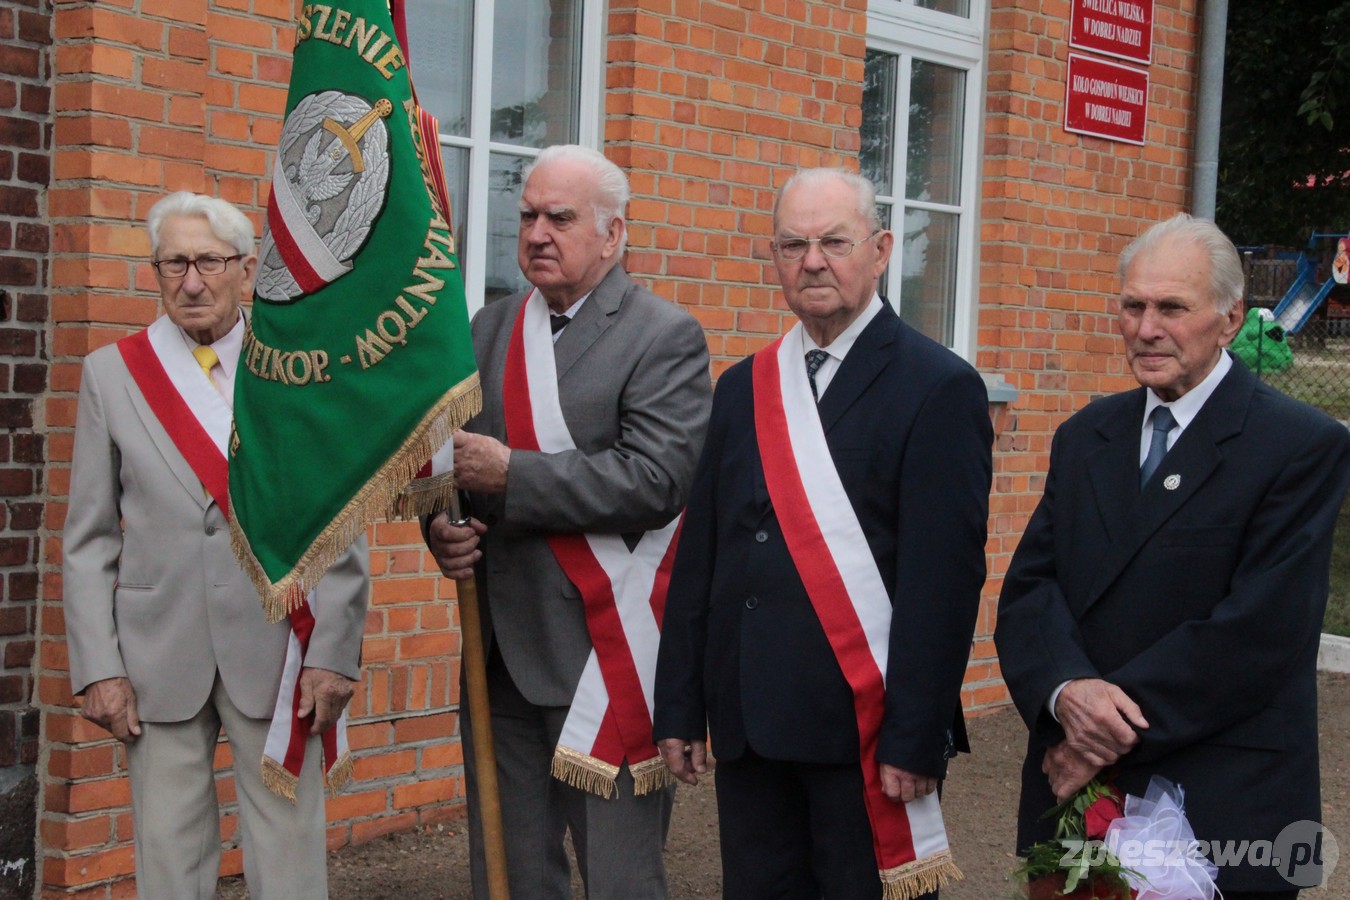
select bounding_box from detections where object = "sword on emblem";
[323,98,393,174]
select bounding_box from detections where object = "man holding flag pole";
[427,144,712,899]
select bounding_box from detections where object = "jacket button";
[745,596,759,610]
[205,526,217,536]
[754,530,768,543]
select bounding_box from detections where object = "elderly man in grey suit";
[62,192,370,900]
[427,145,712,899]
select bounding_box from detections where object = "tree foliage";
[1217,0,1350,246]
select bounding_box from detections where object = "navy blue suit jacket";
[654,304,993,776]
[996,357,1350,892]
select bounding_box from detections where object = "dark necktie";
[550,313,570,335]
[1140,406,1177,488]
[805,349,829,402]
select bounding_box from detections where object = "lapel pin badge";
[1163,474,1181,491]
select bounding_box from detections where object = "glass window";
[402,0,601,314]
[863,0,984,354]
[915,0,970,17]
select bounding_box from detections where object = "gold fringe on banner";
[231,376,481,624]
[325,750,355,797]
[630,754,676,796]
[880,850,963,900]
[550,745,620,799]
[262,755,299,804]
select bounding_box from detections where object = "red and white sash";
[117,316,353,802]
[503,290,680,797]
[751,326,961,900]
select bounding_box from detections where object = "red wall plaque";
[1063,53,1149,145]
[1070,0,1154,65]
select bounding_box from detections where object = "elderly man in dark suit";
[996,214,1350,899]
[653,168,992,899]
[426,145,711,899]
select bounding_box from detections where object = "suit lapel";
[1082,363,1253,610]
[553,266,626,381]
[816,304,899,433]
[122,377,211,512]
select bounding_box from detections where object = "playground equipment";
[1269,232,1347,334]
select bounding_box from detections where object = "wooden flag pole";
[448,495,511,900]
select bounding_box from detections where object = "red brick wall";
[975,0,1201,708]
[29,0,1206,894]
[0,0,51,775]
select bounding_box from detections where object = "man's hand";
[81,677,142,744]
[658,737,709,786]
[428,514,487,580]
[1054,678,1148,766]
[1043,741,1103,802]
[880,764,937,804]
[452,430,511,494]
[297,667,357,734]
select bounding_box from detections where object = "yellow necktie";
[192,344,219,382]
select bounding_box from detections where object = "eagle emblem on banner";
[256,90,393,303]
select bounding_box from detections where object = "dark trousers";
[1221,893,1298,900]
[714,749,938,900]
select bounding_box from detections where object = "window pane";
[861,51,898,195]
[403,0,473,137]
[898,208,958,345]
[485,154,532,305]
[914,0,970,17]
[906,60,965,205]
[440,146,470,264]
[492,0,582,146]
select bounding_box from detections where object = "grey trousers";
[461,650,675,899]
[125,674,327,900]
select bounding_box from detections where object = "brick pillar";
[0,0,51,895]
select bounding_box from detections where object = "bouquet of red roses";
[1014,779,1136,899]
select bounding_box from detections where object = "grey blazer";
[464,265,712,707]
[63,329,370,722]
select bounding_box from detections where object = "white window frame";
[428,0,607,317]
[866,0,987,359]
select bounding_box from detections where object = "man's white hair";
[146,191,255,258]
[523,145,630,253]
[773,168,884,233]
[1118,213,1245,314]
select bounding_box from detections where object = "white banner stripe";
[774,326,891,678]
[145,316,231,457]
[270,162,352,284]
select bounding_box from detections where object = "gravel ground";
[220,671,1350,898]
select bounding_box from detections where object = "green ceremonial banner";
[230,0,479,621]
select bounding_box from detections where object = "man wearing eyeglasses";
[654,168,992,899]
[62,191,370,898]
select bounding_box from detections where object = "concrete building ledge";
[1319,633,1350,673]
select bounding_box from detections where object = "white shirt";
[1137,349,1232,465]
[550,294,589,344]
[799,294,883,399]
[179,312,244,408]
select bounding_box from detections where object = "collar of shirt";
[549,292,590,344]
[799,294,883,399]
[1139,348,1232,464]
[178,311,245,405]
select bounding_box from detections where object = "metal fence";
[1252,315,1350,423]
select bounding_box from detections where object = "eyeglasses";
[771,232,881,261]
[152,255,243,278]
